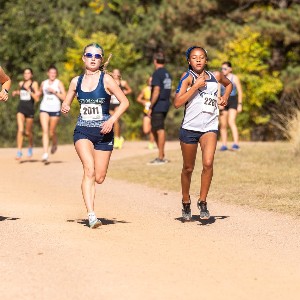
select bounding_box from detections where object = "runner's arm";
[101,74,130,134]
[234,75,243,110]
[122,80,132,95]
[174,72,197,108]
[0,67,11,101]
[56,81,67,102]
[61,77,78,114]
[214,71,232,106]
[136,88,146,105]
[31,81,40,102]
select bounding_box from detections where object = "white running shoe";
[88,213,102,229]
[42,153,49,162]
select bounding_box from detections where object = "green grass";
[108,142,300,217]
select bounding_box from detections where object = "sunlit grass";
[108,142,300,217]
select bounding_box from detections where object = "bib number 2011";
[81,104,103,121]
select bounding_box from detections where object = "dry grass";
[108,142,300,217]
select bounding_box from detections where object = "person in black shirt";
[147,52,172,165]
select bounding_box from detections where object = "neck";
[85,69,100,75]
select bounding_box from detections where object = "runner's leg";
[25,118,34,148]
[16,112,25,152]
[40,112,50,155]
[219,110,228,147]
[228,108,239,145]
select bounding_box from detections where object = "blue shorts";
[40,110,61,117]
[73,126,114,151]
[179,127,218,144]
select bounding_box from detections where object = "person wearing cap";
[174,46,232,221]
[0,66,11,102]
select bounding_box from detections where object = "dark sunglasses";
[84,53,103,59]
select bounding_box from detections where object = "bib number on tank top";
[144,101,151,114]
[110,95,119,105]
[20,90,31,101]
[46,94,56,101]
[80,104,103,121]
[201,93,217,114]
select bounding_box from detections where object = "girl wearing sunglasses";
[61,43,129,228]
[0,66,11,102]
[39,66,66,162]
[219,61,243,151]
[12,68,39,160]
[174,46,232,221]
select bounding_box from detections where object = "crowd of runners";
[1,43,244,227]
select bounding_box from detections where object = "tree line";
[0,0,299,146]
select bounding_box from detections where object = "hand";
[194,73,206,90]
[237,103,242,113]
[147,108,152,118]
[218,96,227,107]
[100,118,114,134]
[47,87,56,94]
[12,90,19,97]
[0,89,8,102]
[61,102,70,114]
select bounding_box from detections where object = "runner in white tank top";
[174,46,232,222]
[39,66,66,162]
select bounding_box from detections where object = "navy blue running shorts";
[73,126,114,151]
[224,95,238,111]
[179,127,218,144]
[40,110,61,117]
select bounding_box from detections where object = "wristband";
[4,89,9,94]
[238,102,242,105]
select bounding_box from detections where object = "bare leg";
[75,139,97,213]
[16,113,25,151]
[94,150,112,184]
[25,118,34,148]
[180,142,198,203]
[228,108,239,145]
[40,112,50,154]
[143,116,151,135]
[156,129,166,159]
[49,116,60,151]
[219,110,228,147]
[199,132,217,201]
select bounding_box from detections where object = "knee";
[220,122,227,130]
[182,164,194,175]
[228,119,236,128]
[18,129,24,135]
[95,174,106,184]
[84,167,95,180]
[25,130,31,136]
[49,130,55,138]
[203,159,213,172]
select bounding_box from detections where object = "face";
[188,48,207,73]
[82,46,103,71]
[23,69,33,81]
[112,69,121,80]
[221,64,231,76]
[47,68,57,81]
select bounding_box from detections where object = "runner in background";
[61,43,129,228]
[0,66,11,102]
[136,76,155,150]
[109,68,132,149]
[147,52,172,165]
[219,61,243,151]
[12,68,39,160]
[39,66,66,162]
[174,46,232,221]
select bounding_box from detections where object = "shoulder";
[212,70,221,81]
[121,79,127,86]
[19,81,24,86]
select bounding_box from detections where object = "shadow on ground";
[175,215,229,225]
[67,218,130,227]
[0,216,20,221]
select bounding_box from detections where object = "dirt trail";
[0,142,299,300]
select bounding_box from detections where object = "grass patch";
[108,142,300,217]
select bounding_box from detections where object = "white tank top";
[181,70,219,132]
[40,79,61,112]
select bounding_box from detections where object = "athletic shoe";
[88,213,102,229]
[182,201,192,222]
[147,158,168,165]
[197,200,210,220]
[114,137,120,149]
[15,151,22,160]
[148,142,155,150]
[220,145,228,151]
[27,148,33,157]
[51,144,57,154]
[118,136,124,149]
[42,153,49,162]
[231,144,240,151]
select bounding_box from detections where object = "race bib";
[20,90,31,101]
[144,101,151,114]
[80,104,103,121]
[46,94,56,101]
[201,93,218,114]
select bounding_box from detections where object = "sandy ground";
[0,141,300,300]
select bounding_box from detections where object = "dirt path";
[0,142,299,300]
